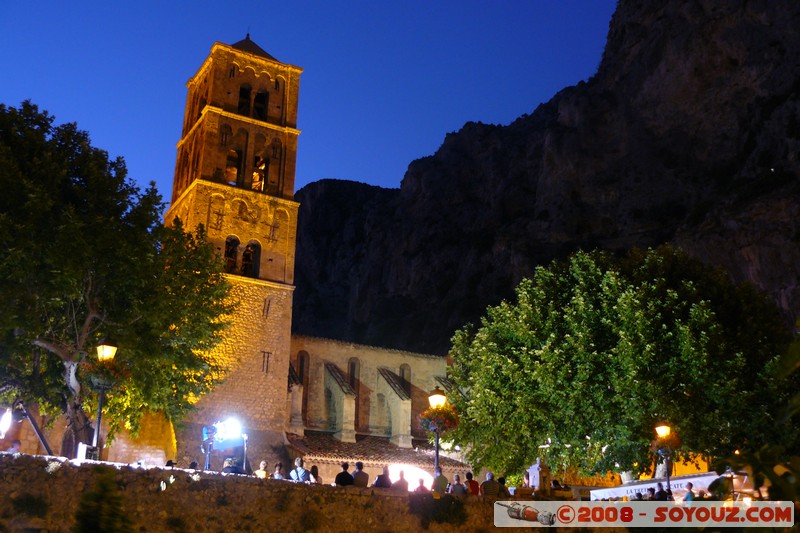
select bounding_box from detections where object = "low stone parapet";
[0,454,505,532]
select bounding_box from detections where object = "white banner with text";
[494,501,794,528]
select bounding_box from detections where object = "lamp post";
[91,339,118,451]
[428,386,447,471]
[655,423,673,498]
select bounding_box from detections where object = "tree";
[0,101,232,454]
[448,246,797,477]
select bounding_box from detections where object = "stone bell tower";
[165,35,302,436]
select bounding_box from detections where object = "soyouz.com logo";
[494,501,794,528]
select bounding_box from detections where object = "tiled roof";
[230,34,277,61]
[287,431,467,470]
[377,367,411,401]
[324,362,356,396]
[293,334,446,360]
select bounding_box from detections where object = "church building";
[163,35,459,482]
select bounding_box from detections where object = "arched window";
[297,351,310,383]
[224,236,240,274]
[237,84,252,116]
[240,240,261,278]
[400,364,411,395]
[225,149,240,185]
[253,90,268,120]
[252,155,266,192]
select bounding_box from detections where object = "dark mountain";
[293,0,800,354]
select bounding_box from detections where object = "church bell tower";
[165,35,302,436]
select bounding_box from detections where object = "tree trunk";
[61,361,94,458]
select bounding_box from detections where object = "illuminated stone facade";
[164,35,300,440]
[161,36,446,466]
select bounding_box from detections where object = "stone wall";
[291,336,447,438]
[0,454,514,533]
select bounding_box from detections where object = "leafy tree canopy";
[0,101,232,447]
[448,246,797,477]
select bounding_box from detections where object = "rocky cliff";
[293,0,800,354]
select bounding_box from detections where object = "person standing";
[480,472,500,496]
[392,470,409,492]
[254,460,269,479]
[448,474,467,495]
[432,466,449,495]
[372,465,392,488]
[352,461,369,487]
[654,482,668,501]
[271,462,285,479]
[683,482,695,502]
[465,471,480,495]
[335,462,354,486]
[290,457,310,482]
[310,465,323,484]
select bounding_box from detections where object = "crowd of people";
[223,455,522,497]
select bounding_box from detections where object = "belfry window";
[225,149,240,185]
[253,90,268,120]
[240,240,261,278]
[238,84,252,116]
[252,156,266,192]
[224,236,240,274]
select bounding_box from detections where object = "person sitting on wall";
[392,470,409,492]
[371,465,392,488]
[414,479,429,493]
[271,462,285,479]
[335,462,354,486]
[5,440,21,453]
[254,460,269,479]
[352,461,369,487]
[289,457,310,482]
[221,457,244,474]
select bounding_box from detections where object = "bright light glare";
[387,464,432,492]
[214,418,242,440]
[0,408,11,438]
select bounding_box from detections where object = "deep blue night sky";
[0,0,617,204]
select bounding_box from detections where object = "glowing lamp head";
[214,418,242,441]
[96,338,118,363]
[428,386,447,409]
[655,424,671,439]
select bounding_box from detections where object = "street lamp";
[655,423,673,498]
[428,386,447,471]
[91,338,118,451]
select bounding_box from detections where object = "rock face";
[293,0,800,354]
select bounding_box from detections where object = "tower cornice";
[175,106,301,150]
